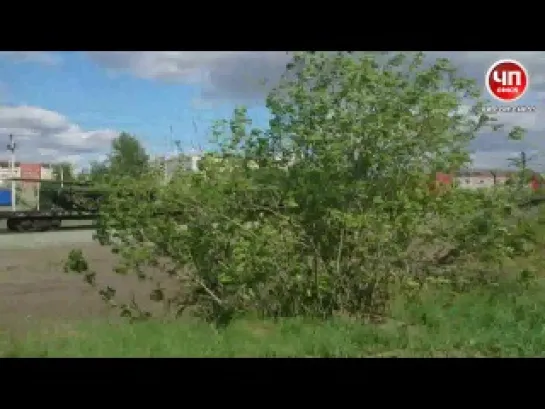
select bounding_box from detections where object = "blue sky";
[0,51,275,167]
[0,51,544,170]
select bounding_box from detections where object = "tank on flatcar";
[39,181,105,212]
[0,178,105,213]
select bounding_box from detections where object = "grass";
[3,280,545,357]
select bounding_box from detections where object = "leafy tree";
[87,160,111,182]
[67,52,538,325]
[77,132,149,184]
[51,162,75,183]
[108,132,149,178]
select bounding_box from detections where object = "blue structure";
[0,189,11,206]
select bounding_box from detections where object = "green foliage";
[506,167,541,185]
[51,162,75,182]
[65,52,541,326]
[8,280,545,357]
[109,132,150,178]
[86,160,111,183]
[64,249,150,321]
[65,132,151,214]
[79,132,150,184]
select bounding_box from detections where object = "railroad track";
[0,224,95,235]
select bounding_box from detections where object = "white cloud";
[8,51,542,171]
[86,51,290,102]
[494,110,544,132]
[85,51,545,101]
[0,51,62,66]
[87,52,243,81]
[0,105,117,166]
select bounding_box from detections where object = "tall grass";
[4,280,545,357]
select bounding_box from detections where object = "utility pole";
[6,134,16,210]
[521,151,527,171]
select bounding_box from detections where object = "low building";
[454,170,513,189]
[452,169,545,190]
[0,162,54,181]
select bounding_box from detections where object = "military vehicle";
[0,178,103,232]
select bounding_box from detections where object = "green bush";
[66,52,539,326]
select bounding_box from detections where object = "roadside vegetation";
[7,51,545,357]
[5,280,545,357]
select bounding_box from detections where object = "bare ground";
[0,244,165,335]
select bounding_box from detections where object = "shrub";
[66,52,537,325]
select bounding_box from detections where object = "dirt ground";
[0,244,166,335]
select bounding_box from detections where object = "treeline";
[52,132,150,183]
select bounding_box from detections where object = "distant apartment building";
[152,153,202,180]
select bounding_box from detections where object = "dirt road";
[0,243,160,335]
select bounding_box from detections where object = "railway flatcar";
[0,178,104,232]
